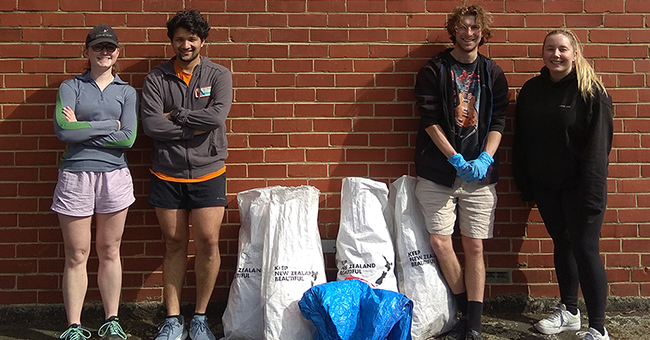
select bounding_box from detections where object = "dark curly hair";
[445,4,493,46]
[166,9,210,41]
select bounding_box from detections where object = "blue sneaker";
[98,316,127,339]
[59,324,91,340]
[155,316,188,340]
[189,315,216,340]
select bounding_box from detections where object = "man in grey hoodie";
[140,9,232,340]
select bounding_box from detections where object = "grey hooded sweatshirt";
[140,56,232,179]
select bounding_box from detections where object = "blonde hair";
[543,29,606,99]
[445,4,494,46]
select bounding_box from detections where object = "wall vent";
[485,270,510,284]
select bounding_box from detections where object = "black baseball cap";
[85,23,119,47]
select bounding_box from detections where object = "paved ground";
[1,297,648,339]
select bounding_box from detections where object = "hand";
[117,120,121,130]
[62,106,77,122]
[447,154,475,183]
[466,151,494,181]
[164,108,180,121]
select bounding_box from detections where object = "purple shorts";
[51,168,135,217]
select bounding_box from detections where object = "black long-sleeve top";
[513,67,613,213]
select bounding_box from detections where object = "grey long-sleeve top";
[54,71,138,172]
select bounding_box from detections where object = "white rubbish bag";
[221,187,271,340]
[223,185,325,340]
[261,185,325,340]
[336,177,398,292]
[390,175,457,339]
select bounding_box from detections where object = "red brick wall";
[0,0,648,305]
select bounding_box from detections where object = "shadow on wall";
[334,44,449,185]
[0,33,535,306]
[346,42,539,303]
[315,43,447,280]
[1,57,168,304]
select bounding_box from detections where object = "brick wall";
[0,0,649,305]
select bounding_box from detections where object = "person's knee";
[462,237,484,258]
[191,216,222,254]
[66,247,90,267]
[571,241,601,265]
[429,234,453,255]
[164,234,189,253]
[194,234,220,256]
[465,246,483,260]
[96,242,121,262]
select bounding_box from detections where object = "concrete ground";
[0,296,648,339]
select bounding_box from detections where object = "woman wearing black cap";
[53,23,136,340]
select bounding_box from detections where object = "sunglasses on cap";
[91,44,118,53]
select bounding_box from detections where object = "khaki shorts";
[415,176,497,239]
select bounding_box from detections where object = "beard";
[177,49,200,63]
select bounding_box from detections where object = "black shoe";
[445,317,467,340]
[466,329,483,340]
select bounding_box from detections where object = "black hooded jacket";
[414,49,509,188]
[513,67,613,213]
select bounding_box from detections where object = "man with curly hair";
[141,9,232,340]
[413,4,509,340]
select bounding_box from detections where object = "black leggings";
[534,186,607,331]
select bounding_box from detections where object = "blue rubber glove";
[466,151,494,182]
[447,154,475,183]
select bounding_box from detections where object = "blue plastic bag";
[299,279,413,340]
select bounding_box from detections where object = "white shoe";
[577,327,610,340]
[534,303,581,335]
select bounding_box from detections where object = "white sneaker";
[534,304,581,335]
[577,327,610,340]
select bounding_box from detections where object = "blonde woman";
[513,30,613,340]
[53,24,137,340]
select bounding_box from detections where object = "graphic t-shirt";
[450,58,481,159]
